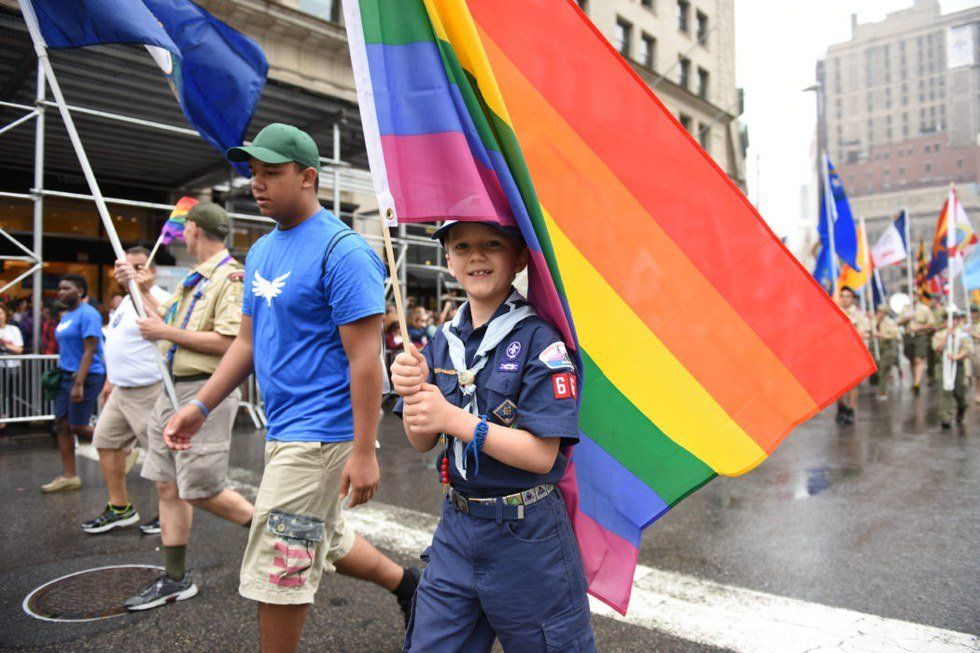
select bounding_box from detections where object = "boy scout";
[934,309,973,428]
[391,220,596,652]
[873,304,902,401]
[899,292,937,395]
[837,286,870,424]
[117,203,254,610]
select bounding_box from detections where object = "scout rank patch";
[492,399,517,426]
[552,372,577,399]
[538,341,575,371]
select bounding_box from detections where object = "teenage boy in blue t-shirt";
[391,221,596,652]
[164,123,419,652]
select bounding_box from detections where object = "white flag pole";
[20,0,178,410]
[903,207,914,296]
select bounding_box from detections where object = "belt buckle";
[451,491,470,513]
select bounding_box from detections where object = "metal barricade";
[0,354,57,423]
[0,354,267,428]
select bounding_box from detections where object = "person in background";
[43,274,106,493]
[41,303,60,355]
[836,286,869,425]
[0,306,24,431]
[407,306,429,349]
[14,298,33,352]
[873,304,901,401]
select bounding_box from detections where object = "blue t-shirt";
[55,302,105,375]
[243,209,386,442]
[395,296,580,496]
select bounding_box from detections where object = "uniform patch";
[492,399,518,426]
[538,341,575,371]
[433,368,457,376]
[505,341,522,359]
[498,362,519,372]
[551,372,577,399]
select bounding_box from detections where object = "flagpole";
[145,234,164,268]
[822,152,838,295]
[381,209,411,354]
[903,207,914,296]
[20,0,179,410]
[859,215,880,360]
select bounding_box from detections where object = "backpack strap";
[321,227,359,281]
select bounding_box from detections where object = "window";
[677,0,690,33]
[678,56,691,88]
[615,18,633,57]
[924,144,931,153]
[297,0,340,22]
[698,124,710,150]
[958,158,964,169]
[679,113,693,131]
[641,0,653,9]
[899,166,905,176]
[577,0,588,9]
[935,143,941,152]
[640,33,656,69]
[696,11,709,45]
[925,162,932,173]
[697,67,709,99]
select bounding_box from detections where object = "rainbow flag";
[344,0,874,613]
[160,196,197,244]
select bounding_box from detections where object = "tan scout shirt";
[159,250,243,377]
[912,302,937,333]
[845,304,871,343]
[932,327,948,353]
[876,316,902,341]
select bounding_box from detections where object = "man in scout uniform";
[970,305,980,404]
[837,286,870,425]
[117,203,255,610]
[873,303,902,401]
[899,291,937,395]
[391,220,596,652]
[934,308,973,428]
[162,124,420,651]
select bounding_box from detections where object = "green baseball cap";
[187,202,230,239]
[226,123,320,171]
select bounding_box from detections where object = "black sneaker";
[395,567,421,627]
[81,504,140,534]
[139,516,161,535]
[124,572,197,611]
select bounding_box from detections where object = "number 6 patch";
[551,372,577,399]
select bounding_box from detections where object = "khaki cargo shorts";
[239,440,355,605]
[92,382,161,451]
[141,379,240,500]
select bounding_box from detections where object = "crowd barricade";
[0,354,267,428]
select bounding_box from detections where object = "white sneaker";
[41,475,82,493]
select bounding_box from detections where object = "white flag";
[871,212,907,268]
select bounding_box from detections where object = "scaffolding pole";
[31,59,44,351]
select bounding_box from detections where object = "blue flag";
[964,253,980,291]
[816,158,859,269]
[32,0,267,176]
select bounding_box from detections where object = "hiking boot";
[41,475,81,493]
[124,572,197,611]
[139,516,161,535]
[82,504,140,534]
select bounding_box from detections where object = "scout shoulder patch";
[538,341,575,371]
[505,340,522,359]
[492,399,517,426]
[551,372,577,399]
[433,368,457,376]
[498,361,519,372]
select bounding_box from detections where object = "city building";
[816,0,980,286]
[577,0,748,189]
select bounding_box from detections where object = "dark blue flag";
[815,157,859,269]
[31,0,267,176]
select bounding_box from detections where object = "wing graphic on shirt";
[252,271,291,306]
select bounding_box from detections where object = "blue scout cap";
[431,220,524,245]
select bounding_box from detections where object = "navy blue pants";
[404,490,596,652]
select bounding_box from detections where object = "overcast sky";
[735,0,979,248]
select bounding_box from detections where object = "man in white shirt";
[81,246,172,534]
[0,305,24,429]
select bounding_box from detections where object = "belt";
[172,373,211,383]
[448,484,554,521]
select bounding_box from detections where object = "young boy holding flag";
[391,220,595,652]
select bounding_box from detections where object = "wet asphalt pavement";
[1,382,978,652]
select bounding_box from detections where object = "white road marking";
[76,444,980,653]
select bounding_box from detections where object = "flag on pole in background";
[839,222,870,290]
[816,158,860,269]
[927,187,978,280]
[915,241,932,297]
[160,196,197,244]
[343,0,875,613]
[30,0,268,176]
[871,211,908,268]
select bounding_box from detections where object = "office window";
[615,18,633,57]
[696,11,709,45]
[678,56,691,88]
[925,162,932,173]
[899,166,905,176]
[677,0,690,33]
[641,0,653,9]
[958,158,964,169]
[640,33,656,69]
[924,144,931,153]
[698,124,710,151]
[697,67,709,99]
[679,113,693,131]
[934,143,940,152]
[298,0,340,22]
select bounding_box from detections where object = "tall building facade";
[578,0,747,189]
[819,0,980,258]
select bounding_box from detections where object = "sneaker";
[41,475,81,493]
[140,516,161,535]
[395,567,421,627]
[124,572,197,611]
[82,504,140,534]
[124,447,140,474]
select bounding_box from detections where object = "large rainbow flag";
[343,0,875,613]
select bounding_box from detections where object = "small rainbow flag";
[160,196,197,244]
[344,0,874,613]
